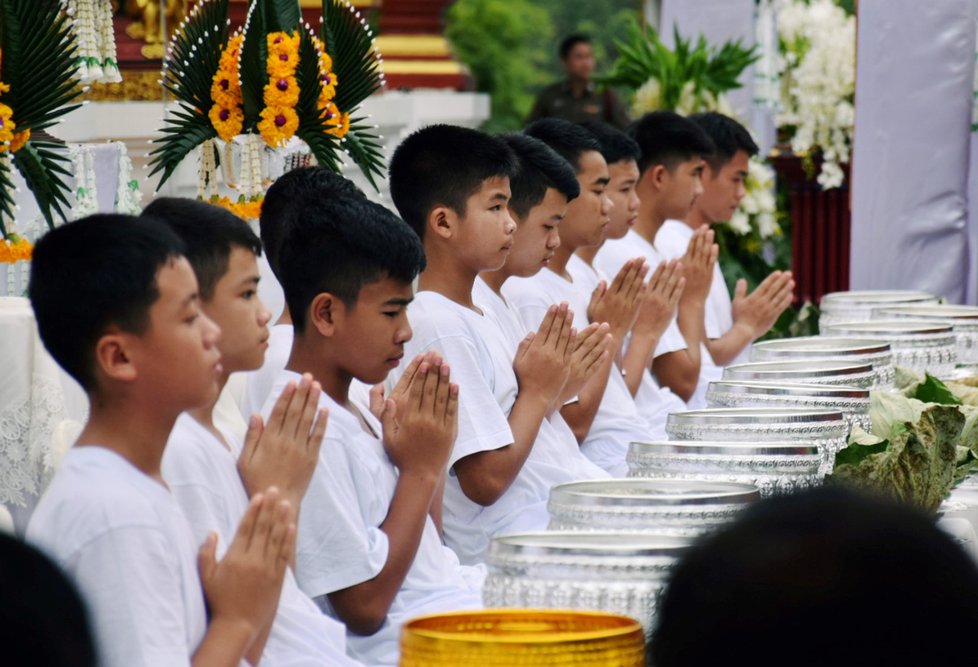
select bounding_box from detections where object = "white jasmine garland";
[66,0,121,84]
[68,143,99,219]
[114,142,142,214]
[725,157,781,240]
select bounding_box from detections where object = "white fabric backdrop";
[851,0,978,304]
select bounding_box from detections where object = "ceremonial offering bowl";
[873,305,978,364]
[722,359,875,389]
[821,319,957,377]
[483,532,691,638]
[705,380,871,432]
[750,335,895,389]
[399,609,646,667]
[819,289,937,331]
[665,407,849,474]
[546,478,759,535]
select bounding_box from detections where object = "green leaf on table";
[913,373,962,406]
[834,427,889,468]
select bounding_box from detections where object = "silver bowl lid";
[724,359,874,379]
[667,407,846,426]
[489,531,694,558]
[823,318,955,336]
[628,439,820,457]
[549,478,761,508]
[820,290,936,306]
[707,380,870,400]
[874,305,978,322]
[751,335,891,356]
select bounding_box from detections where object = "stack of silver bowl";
[821,319,957,377]
[722,359,876,389]
[873,304,978,365]
[818,289,937,331]
[705,380,871,432]
[482,531,692,639]
[750,336,895,389]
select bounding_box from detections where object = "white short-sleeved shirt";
[240,323,294,420]
[503,260,656,476]
[264,370,484,667]
[162,414,360,667]
[564,258,677,440]
[397,290,609,564]
[594,229,688,358]
[27,447,207,667]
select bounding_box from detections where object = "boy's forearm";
[559,351,614,443]
[620,330,660,397]
[705,321,755,367]
[192,615,256,667]
[328,471,438,635]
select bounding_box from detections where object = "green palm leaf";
[149,0,228,189]
[0,157,14,238]
[321,0,382,112]
[12,142,73,228]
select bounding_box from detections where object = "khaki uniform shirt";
[527,80,630,128]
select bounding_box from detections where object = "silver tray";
[705,380,871,432]
[722,359,875,388]
[819,290,938,332]
[548,478,760,508]
[874,306,978,363]
[822,319,958,375]
[749,336,895,389]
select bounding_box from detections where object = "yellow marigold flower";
[267,32,300,57]
[0,103,15,148]
[326,111,350,139]
[0,82,9,95]
[258,105,299,147]
[209,104,244,142]
[318,69,337,103]
[9,129,29,153]
[0,235,32,263]
[264,76,300,108]
[211,195,263,221]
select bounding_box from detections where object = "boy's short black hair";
[141,197,262,301]
[279,195,426,333]
[560,33,591,60]
[260,167,365,279]
[28,214,185,391]
[388,124,518,240]
[524,118,603,173]
[629,111,716,174]
[581,121,641,166]
[688,111,759,172]
[502,133,580,219]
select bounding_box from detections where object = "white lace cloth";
[0,298,86,527]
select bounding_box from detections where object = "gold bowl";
[400,609,645,666]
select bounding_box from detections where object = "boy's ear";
[93,331,138,384]
[428,204,457,241]
[647,164,668,192]
[309,292,342,337]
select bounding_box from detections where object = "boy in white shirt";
[267,189,482,666]
[594,111,719,406]
[656,112,794,367]
[503,118,657,475]
[26,214,295,667]
[144,198,362,666]
[576,121,686,431]
[388,125,611,563]
[240,169,367,420]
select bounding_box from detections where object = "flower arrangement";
[774,0,855,189]
[0,0,83,246]
[602,19,758,118]
[0,232,31,263]
[64,0,121,84]
[150,0,385,205]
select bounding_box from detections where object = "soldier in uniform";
[527,33,630,129]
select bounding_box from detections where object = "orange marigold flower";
[209,104,244,142]
[263,76,300,108]
[0,103,15,148]
[326,111,350,139]
[9,129,29,153]
[258,106,299,147]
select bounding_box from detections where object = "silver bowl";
[547,478,759,535]
[705,380,871,432]
[821,319,957,376]
[627,440,822,496]
[722,359,876,389]
[874,305,978,364]
[666,407,849,474]
[483,531,692,637]
[749,336,895,388]
[819,290,938,331]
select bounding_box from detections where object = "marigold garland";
[258,32,301,147]
[311,36,348,138]
[209,34,245,142]
[0,233,33,263]
[210,194,263,221]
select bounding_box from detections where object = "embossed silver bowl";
[627,440,823,496]
[821,319,957,377]
[819,290,937,331]
[547,478,759,535]
[483,531,692,637]
[723,359,875,389]
[873,305,978,364]
[705,380,871,432]
[750,336,895,389]
[665,407,849,474]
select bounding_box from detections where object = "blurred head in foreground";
[651,485,978,667]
